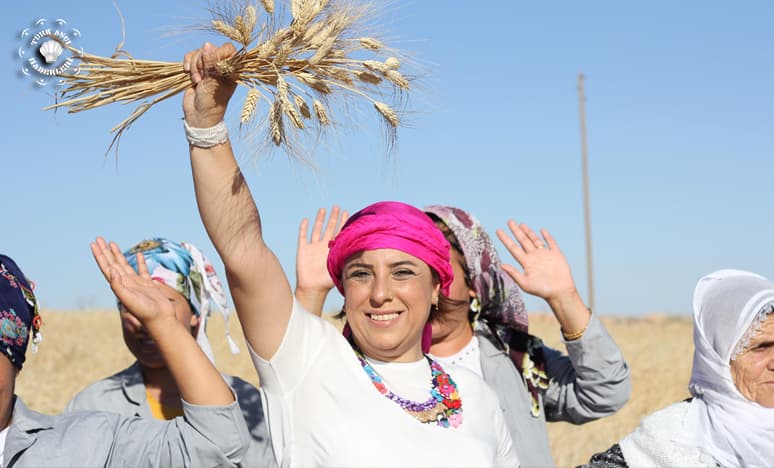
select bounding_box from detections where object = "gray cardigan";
[5,394,249,467]
[66,362,276,468]
[479,313,631,468]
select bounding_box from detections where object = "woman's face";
[431,248,475,342]
[121,282,200,369]
[342,248,440,362]
[730,314,774,407]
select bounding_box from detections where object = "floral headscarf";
[123,238,238,362]
[0,255,43,369]
[424,206,549,416]
[423,206,528,333]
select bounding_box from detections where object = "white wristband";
[183,119,229,148]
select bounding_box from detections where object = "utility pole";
[577,73,595,312]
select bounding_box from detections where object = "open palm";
[496,221,576,301]
[91,237,175,324]
[295,206,348,294]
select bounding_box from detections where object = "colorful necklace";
[351,345,463,428]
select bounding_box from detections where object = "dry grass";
[44,0,412,159]
[18,310,693,467]
[530,313,694,467]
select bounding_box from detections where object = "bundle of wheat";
[45,0,412,158]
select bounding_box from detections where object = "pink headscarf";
[327,201,453,296]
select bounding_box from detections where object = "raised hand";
[182,42,239,128]
[91,237,175,327]
[182,41,294,361]
[92,237,235,406]
[496,221,590,335]
[295,206,348,316]
[495,221,576,301]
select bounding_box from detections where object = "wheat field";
[17,310,693,467]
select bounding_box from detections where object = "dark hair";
[424,213,477,322]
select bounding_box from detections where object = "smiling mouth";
[368,312,401,321]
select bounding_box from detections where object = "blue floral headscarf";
[123,238,238,362]
[0,255,43,369]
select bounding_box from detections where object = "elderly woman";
[295,206,631,467]
[66,238,274,468]
[0,250,249,466]
[584,269,774,467]
[181,42,519,466]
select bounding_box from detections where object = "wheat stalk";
[244,5,257,35]
[269,99,284,145]
[212,19,244,44]
[260,0,274,14]
[294,94,311,119]
[241,88,261,123]
[44,0,413,159]
[384,70,408,90]
[359,37,383,51]
[384,57,400,70]
[313,99,330,125]
[356,71,382,85]
[374,101,398,127]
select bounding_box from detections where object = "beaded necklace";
[351,345,463,428]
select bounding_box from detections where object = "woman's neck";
[354,338,425,363]
[140,365,182,407]
[0,394,14,431]
[430,321,474,357]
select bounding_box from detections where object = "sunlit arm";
[184,42,292,360]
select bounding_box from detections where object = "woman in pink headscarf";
[296,206,630,468]
[181,43,518,467]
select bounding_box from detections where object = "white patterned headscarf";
[123,238,239,363]
[678,269,774,467]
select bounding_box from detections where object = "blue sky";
[3,1,772,316]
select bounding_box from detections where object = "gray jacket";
[65,362,276,468]
[480,313,631,468]
[5,394,249,467]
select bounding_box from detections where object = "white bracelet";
[183,119,229,148]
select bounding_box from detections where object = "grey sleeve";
[63,395,79,413]
[228,376,277,468]
[64,378,135,416]
[107,397,251,468]
[64,384,101,413]
[542,313,631,424]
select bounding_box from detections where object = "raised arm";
[495,220,590,335]
[91,237,234,406]
[294,206,348,316]
[182,42,292,359]
[496,221,630,421]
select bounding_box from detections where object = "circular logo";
[18,18,82,86]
